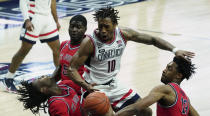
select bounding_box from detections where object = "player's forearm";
[189,104,200,116]
[115,104,138,116]
[68,68,89,90]
[151,36,175,52]
[51,0,59,23]
[51,65,61,82]
[19,0,30,21]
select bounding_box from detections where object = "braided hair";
[173,57,196,80]
[93,6,120,24]
[17,81,50,114]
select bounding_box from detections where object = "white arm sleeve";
[19,0,29,21]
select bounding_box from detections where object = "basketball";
[83,91,110,115]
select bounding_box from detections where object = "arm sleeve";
[19,0,30,21]
[49,100,70,116]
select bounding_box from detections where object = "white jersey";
[29,0,51,15]
[20,0,52,20]
[84,27,127,84]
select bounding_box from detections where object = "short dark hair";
[17,81,49,114]
[173,57,196,80]
[70,14,87,27]
[93,6,120,24]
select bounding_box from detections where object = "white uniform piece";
[19,0,58,44]
[84,27,140,109]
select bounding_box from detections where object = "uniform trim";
[30,4,35,7]
[119,29,127,45]
[20,37,36,44]
[112,89,133,107]
[40,35,59,43]
[119,93,140,110]
[68,43,80,50]
[158,83,178,108]
[28,10,35,14]
[39,29,58,37]
[26,32,39,38]
[60,40,69,52]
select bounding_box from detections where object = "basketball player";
[59,14,87,81]
[17,75,114,116]
[115,57,199,116]
[68,7,195,115]
[2,0,60,92]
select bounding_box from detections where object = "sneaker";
[2,78,17,93]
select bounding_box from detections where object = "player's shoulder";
[81,35,94,47]
[61,40,70,45]
[152,84,174,94]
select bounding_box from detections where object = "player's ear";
[176,73,183,79]
[40,87,48,93]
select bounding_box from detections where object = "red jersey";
[59,40,85,80]
[48,80,83,116]
[157,83,189,116]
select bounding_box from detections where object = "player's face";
[98,17,116,42]
[69,21,86,43]
[161,62,178,84]
[32,75,52,92]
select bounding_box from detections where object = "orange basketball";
[83,91,110,115]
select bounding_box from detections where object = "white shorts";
[92,78,140,110]
[20,14,59,44]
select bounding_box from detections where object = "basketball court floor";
[0,0,210,115]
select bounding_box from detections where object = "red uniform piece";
[48,80,83,116]
[59,40,86,80]
[157,83,190,116]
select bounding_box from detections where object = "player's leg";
[8,41,34,74]
[46,39,60,67]
[136,107,152,116]
[4,41,34,92]
[102,106,114,116]
[118,94,152,116]
[96,80,152,116]
[39,14,60,67]
[3,16,38,92]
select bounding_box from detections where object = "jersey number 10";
[108,60,116,73]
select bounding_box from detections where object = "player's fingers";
[31,24,34,31]
[185,52,195,58]
[91,83,97,86]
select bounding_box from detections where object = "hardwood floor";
[0,0,210,115]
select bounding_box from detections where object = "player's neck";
[52,85,62,96]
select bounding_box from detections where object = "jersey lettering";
[71,94,79,112]
[97,48,123,61]
[181,97,188,114]
[62,64,68,76]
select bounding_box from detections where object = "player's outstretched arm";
[115,85,167,116]
[189,103,199,116]
[120,27,195,61]
[68,36,96,92]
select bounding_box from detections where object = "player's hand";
[175,50,195,62]
[86,83,99,93]
[25,19,34,31]
[56,22,61,30]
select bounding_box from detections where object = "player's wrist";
[172,48,179,54]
